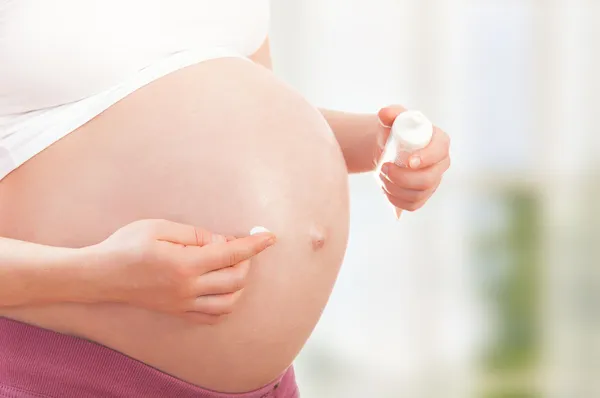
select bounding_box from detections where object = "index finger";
[409,126,450,169]
[151,220,224,247]
[195,232,277,273]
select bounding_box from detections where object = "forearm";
[0,237,105,307]
[251,39,382,174]
[320,109,381,174]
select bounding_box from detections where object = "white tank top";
[0,0,270,179]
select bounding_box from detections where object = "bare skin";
[0,220,277,325]
[253,40,451,208]
[0,56,350,392]
[0,37,451,393]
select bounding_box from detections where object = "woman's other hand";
[90,219,276,324]
[377,105,451,212]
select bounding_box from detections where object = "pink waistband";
[0,317,298,398]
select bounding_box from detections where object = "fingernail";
[381,164,389,175]
[409,156,421,169]
[379,119,392,129]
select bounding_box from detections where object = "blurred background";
[269,0,599,397]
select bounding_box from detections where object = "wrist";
[347,112,384,173]
[52,244,117,305]
[365,112,387,172]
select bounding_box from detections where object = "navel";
[310,224,326,251]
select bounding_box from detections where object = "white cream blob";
[250,226,271,235]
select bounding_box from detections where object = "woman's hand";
[90,219,276,324]
[376,105,451,212]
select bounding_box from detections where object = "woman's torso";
[0,1,351,393]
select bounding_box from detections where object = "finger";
[380,181,433,203]
[190,290,243,315]
[408,126,450,169]
[382,157,449,191]
[181,312,223,325]
[194,260,250,295]
[152,220,225,247]
[377,105,408,128]
[194,232,276,273]
[383,191,429,212]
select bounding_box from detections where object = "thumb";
[377,105,407,128]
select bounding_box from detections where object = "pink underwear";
[0,317,298,398]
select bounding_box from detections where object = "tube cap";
[391,110,434,151]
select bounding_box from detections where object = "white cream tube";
[377,110,434,219]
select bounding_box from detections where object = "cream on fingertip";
[250,226,271,235]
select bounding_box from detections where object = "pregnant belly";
[0,58,350,392]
